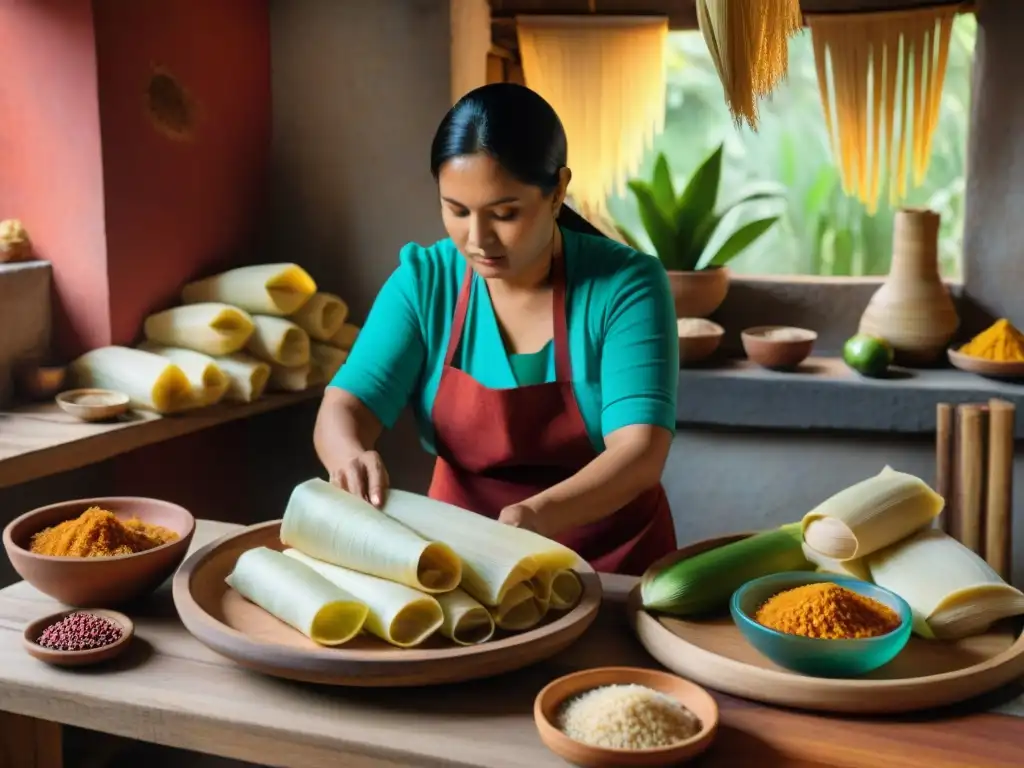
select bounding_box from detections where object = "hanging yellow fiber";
[515,15,668,218]
[696,0,803,131]
[806,5,960,214]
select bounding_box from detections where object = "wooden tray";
[172,520,602,687]
[628,535,1024,714]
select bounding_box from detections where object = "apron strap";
[444,264,475,368]
[551,254,572,382]
[443,254,573,382]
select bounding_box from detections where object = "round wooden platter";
[628,534,1024,714]
[172,520,602,687]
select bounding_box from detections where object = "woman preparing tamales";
[313,83,678,576]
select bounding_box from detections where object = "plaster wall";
[262,0,453,492]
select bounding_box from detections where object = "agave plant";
[616,145,785,272]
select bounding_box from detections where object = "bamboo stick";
[985,399,1014,580]
[956,404,985,554]
[936,402,955,534]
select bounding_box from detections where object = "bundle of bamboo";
[935,400,1016,581]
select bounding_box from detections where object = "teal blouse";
[330,227,679,454]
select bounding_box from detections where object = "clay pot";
[858,208,959,366]
[667,266,730,318]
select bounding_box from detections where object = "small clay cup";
[677,319,724,367]
[13,361,67,401]
[741,326,817,370]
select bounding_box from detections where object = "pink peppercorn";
[37,612,123,651]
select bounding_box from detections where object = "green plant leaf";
[674,143,724,259]
[627,180,679,268]
[831,227,855,276]
[696,216,780,270]
[689,182,787,263]
[651,153,676,217]
[615,224,644,253]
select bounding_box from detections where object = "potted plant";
[615,144,784,318]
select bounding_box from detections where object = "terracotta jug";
[858,208,959,365]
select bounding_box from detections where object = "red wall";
[92,0,272,344]
[93,0,271,517]
[0,0,111,354]
[0,0,272,520]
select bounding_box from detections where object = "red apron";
[427,254,677,576]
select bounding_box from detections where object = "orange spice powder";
[29,507,179,557]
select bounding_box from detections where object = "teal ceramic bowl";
[730,572,913,678]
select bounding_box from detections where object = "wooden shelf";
[0,390,322,490]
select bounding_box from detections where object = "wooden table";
[0,521,1021,768]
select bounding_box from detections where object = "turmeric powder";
[958,319,1024,363]
[29,507,179,558]
[754,582,900,639]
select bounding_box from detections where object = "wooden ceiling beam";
[489,1,697,29]
[488,0,967,31]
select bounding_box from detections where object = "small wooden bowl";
[534,666,719,767]
[677,319,724,367]
[55,388,130,421]
[23,609,134,667]
[947,348,1024,381]
[741,325,817,370]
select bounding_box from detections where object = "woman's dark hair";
[430,83,606,239]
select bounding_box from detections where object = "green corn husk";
[641,522,812,616]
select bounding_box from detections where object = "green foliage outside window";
[606,17,976,279]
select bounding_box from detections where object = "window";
[605,17,977,280]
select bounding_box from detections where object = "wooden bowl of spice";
[534,666,718,766]
[730,572,913,678]
[948,318,1024,380]
[3,497,195,608]
[23,609,134,667]
[741,325,817,371]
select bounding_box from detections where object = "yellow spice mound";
[755,582,900,640]
[959,319,1024,363]
[29,507,179,558]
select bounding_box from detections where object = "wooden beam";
[489,0,967,30]
[489,0,696,29]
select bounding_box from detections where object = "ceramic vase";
[858,208,959,365]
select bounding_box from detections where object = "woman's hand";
[498,502,547,537]
[329,450,390,508]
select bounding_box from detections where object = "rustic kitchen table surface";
[0,520,1021,768]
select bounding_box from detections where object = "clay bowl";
[677,319,724,367]
[55,388,130,421]
[23,608,134,668]
[741,325,817,371]
[947,348,1024,381]
[14,362,67,401]
[3,497,195,608]
[534,666,719,767]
